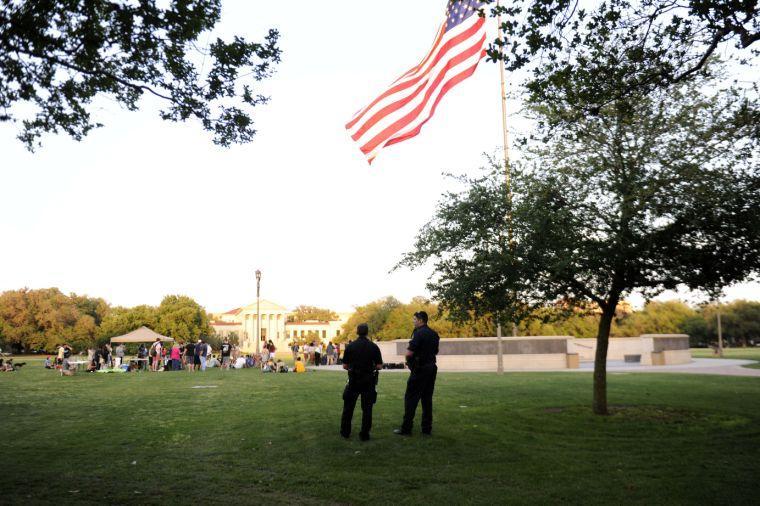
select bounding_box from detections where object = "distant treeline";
[341,297,760,347]
[0,288,212,353]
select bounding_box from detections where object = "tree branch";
[9,45,175,102]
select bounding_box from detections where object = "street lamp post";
[255,269,262,356]
[716,299,724,358]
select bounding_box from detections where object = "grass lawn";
[1,364,759,505]
[691,347,760,369]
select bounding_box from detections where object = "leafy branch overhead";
[0,0,281,150]
[483,0,760,113]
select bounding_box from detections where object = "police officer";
[394,311,440,436]
[340,323,383,441]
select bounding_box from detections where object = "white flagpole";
[495,1,518,368]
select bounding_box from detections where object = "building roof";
[211,321,241,326]
[240,299,289,312]
[223,307,242,315]
[109,326,173,343]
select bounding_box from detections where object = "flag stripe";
[358,33,485,156]
[347,0,487,163]
[367,61,481,164]
[362,46,485,161]
[384,51,486,149]
[348,16,485,138]
[346,15,481,132]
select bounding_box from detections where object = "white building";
[210,302,351,352]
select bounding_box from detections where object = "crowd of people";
[289,341,341,366]
[46,337,317,375]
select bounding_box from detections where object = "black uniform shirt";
[342,337,383,374]
[408,325,440,365]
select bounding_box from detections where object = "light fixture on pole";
[255,269,262,356]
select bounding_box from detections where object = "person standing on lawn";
[114,344,125,368]
[170,342,181,370]
[394,311,440,437]
[184,341,195,372]
[149,338,162,372]
[197,338,208,371]
[340,323,383,441]
[221,338,232,370]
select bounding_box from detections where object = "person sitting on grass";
[44,356,53,369]
[262,358,276,373]
[244,355,254,368]
[277,360,288,373]
[294,357,306,373]
[207,355,220,368]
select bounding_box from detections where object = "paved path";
[310,359,760,377]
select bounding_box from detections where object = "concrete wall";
[569,337,655,365]
[569,334,690,366]
[375,334,691,371]
[377,337,572,372]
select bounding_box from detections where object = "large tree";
[155,294,211,342]
[399,65,759,414]
[0,0,281,150]
[287,305,339,323]
[0,288,101,351]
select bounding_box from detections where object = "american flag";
[346,0,487,164]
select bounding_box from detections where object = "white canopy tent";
[109,326,173,344]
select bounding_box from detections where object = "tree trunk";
[593,304,617,415]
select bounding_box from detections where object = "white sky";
[0,0,757,314]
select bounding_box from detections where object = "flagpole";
[495,0,512,373]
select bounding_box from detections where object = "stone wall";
[375,334,691,371]
[379,336,572,372]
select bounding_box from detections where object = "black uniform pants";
[402,364,437,433]
[341,383,375,437]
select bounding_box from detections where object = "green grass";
[1,365,759,505]
[691,347,760,368]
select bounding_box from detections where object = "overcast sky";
[1,0,757,314]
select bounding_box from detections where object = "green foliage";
[341,296,495,342]
[703,300,760,346]
[97,305,158,344]
[614,301,697,337]
[155,295,212,343]
[0,288,212,352]
[486,0,760,112]
[0,288,102,352]
[287,305,339,322]
[0,0,281,150]
[206,330,239,351]
[681,314,710,347]
[399,62,759,413]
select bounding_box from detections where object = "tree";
[97,304,158,344]
[0,0,281,150]
[287,305,339,323]
[0,287,100,352]
[681,313,711,347]
[486,0,760,114]
[399,65,760,415]
[340,296,403,342]
[340,296,495,342]
[155,295,212,342]
[614,301,698,337]
[704,300,760,346]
